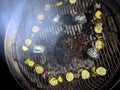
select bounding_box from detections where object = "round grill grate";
[5,0,120,90]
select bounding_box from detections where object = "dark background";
[0,0,120,90]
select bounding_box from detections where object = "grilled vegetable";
[32,26,39,33]
[69,0,77,4]
[37,13,45,21]
[25,39,32,46]
[92,66,97,75]
[81,70,90,79]
[66,72,74,82]
[96,67,107,76]
[95,10,102,20]
[34,64,44,74]
[95,39,105,50]
[22,45,29,52]
[49,77,58,86]
[57,75,63,83]
[28,61,35,67]
[25,58,35,67]
[56,1,63,7]
[94,23,103,34]
[44,4,51,11]
[25,58,31,64]
[78,68,83,74]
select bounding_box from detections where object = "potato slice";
[66,72,74,82]
[49,77,58,86]
[94,23,103,34]
[28,60,35,67]
[32,26,39,33]
[95,39,105,50]
[96,67,107,76]
[69,0,77,4]
[81,70,90,79]
[44,4,51,11]
[25,39,32,46]
[34,65,44,74]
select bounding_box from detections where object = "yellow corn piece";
[37,13,45,21]
[95,10,102,20]
[56,1,63,7]
[22,45,29,52]
[57,75,63,83]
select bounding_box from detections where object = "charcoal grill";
[4,0,120,90]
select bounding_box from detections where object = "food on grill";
[81,70,90,79]
[27,60,35,67]
[37,13,45,21]
[52,14,60,24]
[92,66,97,75]
[56,1,63,7]
[95,39,105,50]
[32,26,39,33]
[87,48,99,58]
[66,72,74,82]
[25,39,32,46]
[34,64,44,74]
[94,23,103,33]
[71,11,87,24]
[25,58,35,67]
[44,4,51,11]
[33,45,45,53]
[5,0,120,89]
[49,77,58,86]
[95,10,102,20]
[95,3,101,9]
[69,0,77,4]
[78,68,83,74]
[22,46,29,52]
[96,67,107,76]
[57,75,63,83]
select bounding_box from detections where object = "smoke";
[0,0,25,60]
